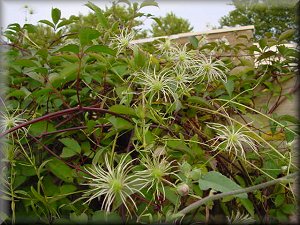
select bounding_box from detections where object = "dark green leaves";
[47,158,74,183]
[52,8,61,25]
[28,121,56,136]
[79,28,100,46]
[59,138,81,158]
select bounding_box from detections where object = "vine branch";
[174,172,297,219]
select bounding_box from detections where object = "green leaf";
[166,139,194,157]
[239,198,254,217]
[60,184,77,194]
[224,79,234,98]
[109,105,136,116]
[257,51,276,61]
[31,186,46,204]
[162,186,179,206]
[56,44,79,54]
[13,59,38,68]
[133,46,147,67]
[230,66,253,76]
[51,8,61,25]
[91,211,122,223]
[85,45,116,56]
[70,212,88,224]
[275,194,285,207]
[278,115,300,124]
[110,64,128,78]
[108,116,133,131]
[26,72,44,83]
[151,17,162,27]
[85,2,109,28]
[187,96,212,108]
[79,27,100,46]
[188,36,199,49]
[47,158,74,183]
[240,57,254,67]
[49,62,78,88]
[59,138,81,158]
[39,20,55,29]
[140,0,159,9]
[23,24,37,33]
[57,19,76,29]
[198,171,247,198]
[28,121,56,136]
[279,29,295,42]
[281,204,296,215]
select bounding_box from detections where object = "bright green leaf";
[56,44,79,54]
[79,27,100,46]
[13,59,38,68]
[85,45,116,56]
[108,116,133,131]
[38,20,55,29]
[239,198,254,217]
[140,0,159,9]
[109,105,136,116]
[47,158,74,183]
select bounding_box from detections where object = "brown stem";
[0,106,132,138]
[36,124,111,139]
[268,82,300,114]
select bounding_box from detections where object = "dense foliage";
[0,1,298,224]
[150,12,193,37]
[219,0,299,42]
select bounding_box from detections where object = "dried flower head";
[171,67,194,94]
[168,43,201,70]
[133,67,178,103]
[0,99,27,136]
[193,56,228,83]
[227,211,256,224]
[110,28,136,55]
[207,121,259,159]
[82,153,145,214]
[136,151,178,199]
[155,38,173,55]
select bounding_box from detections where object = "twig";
[174,172,297,219]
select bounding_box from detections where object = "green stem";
[175,172,297,219]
